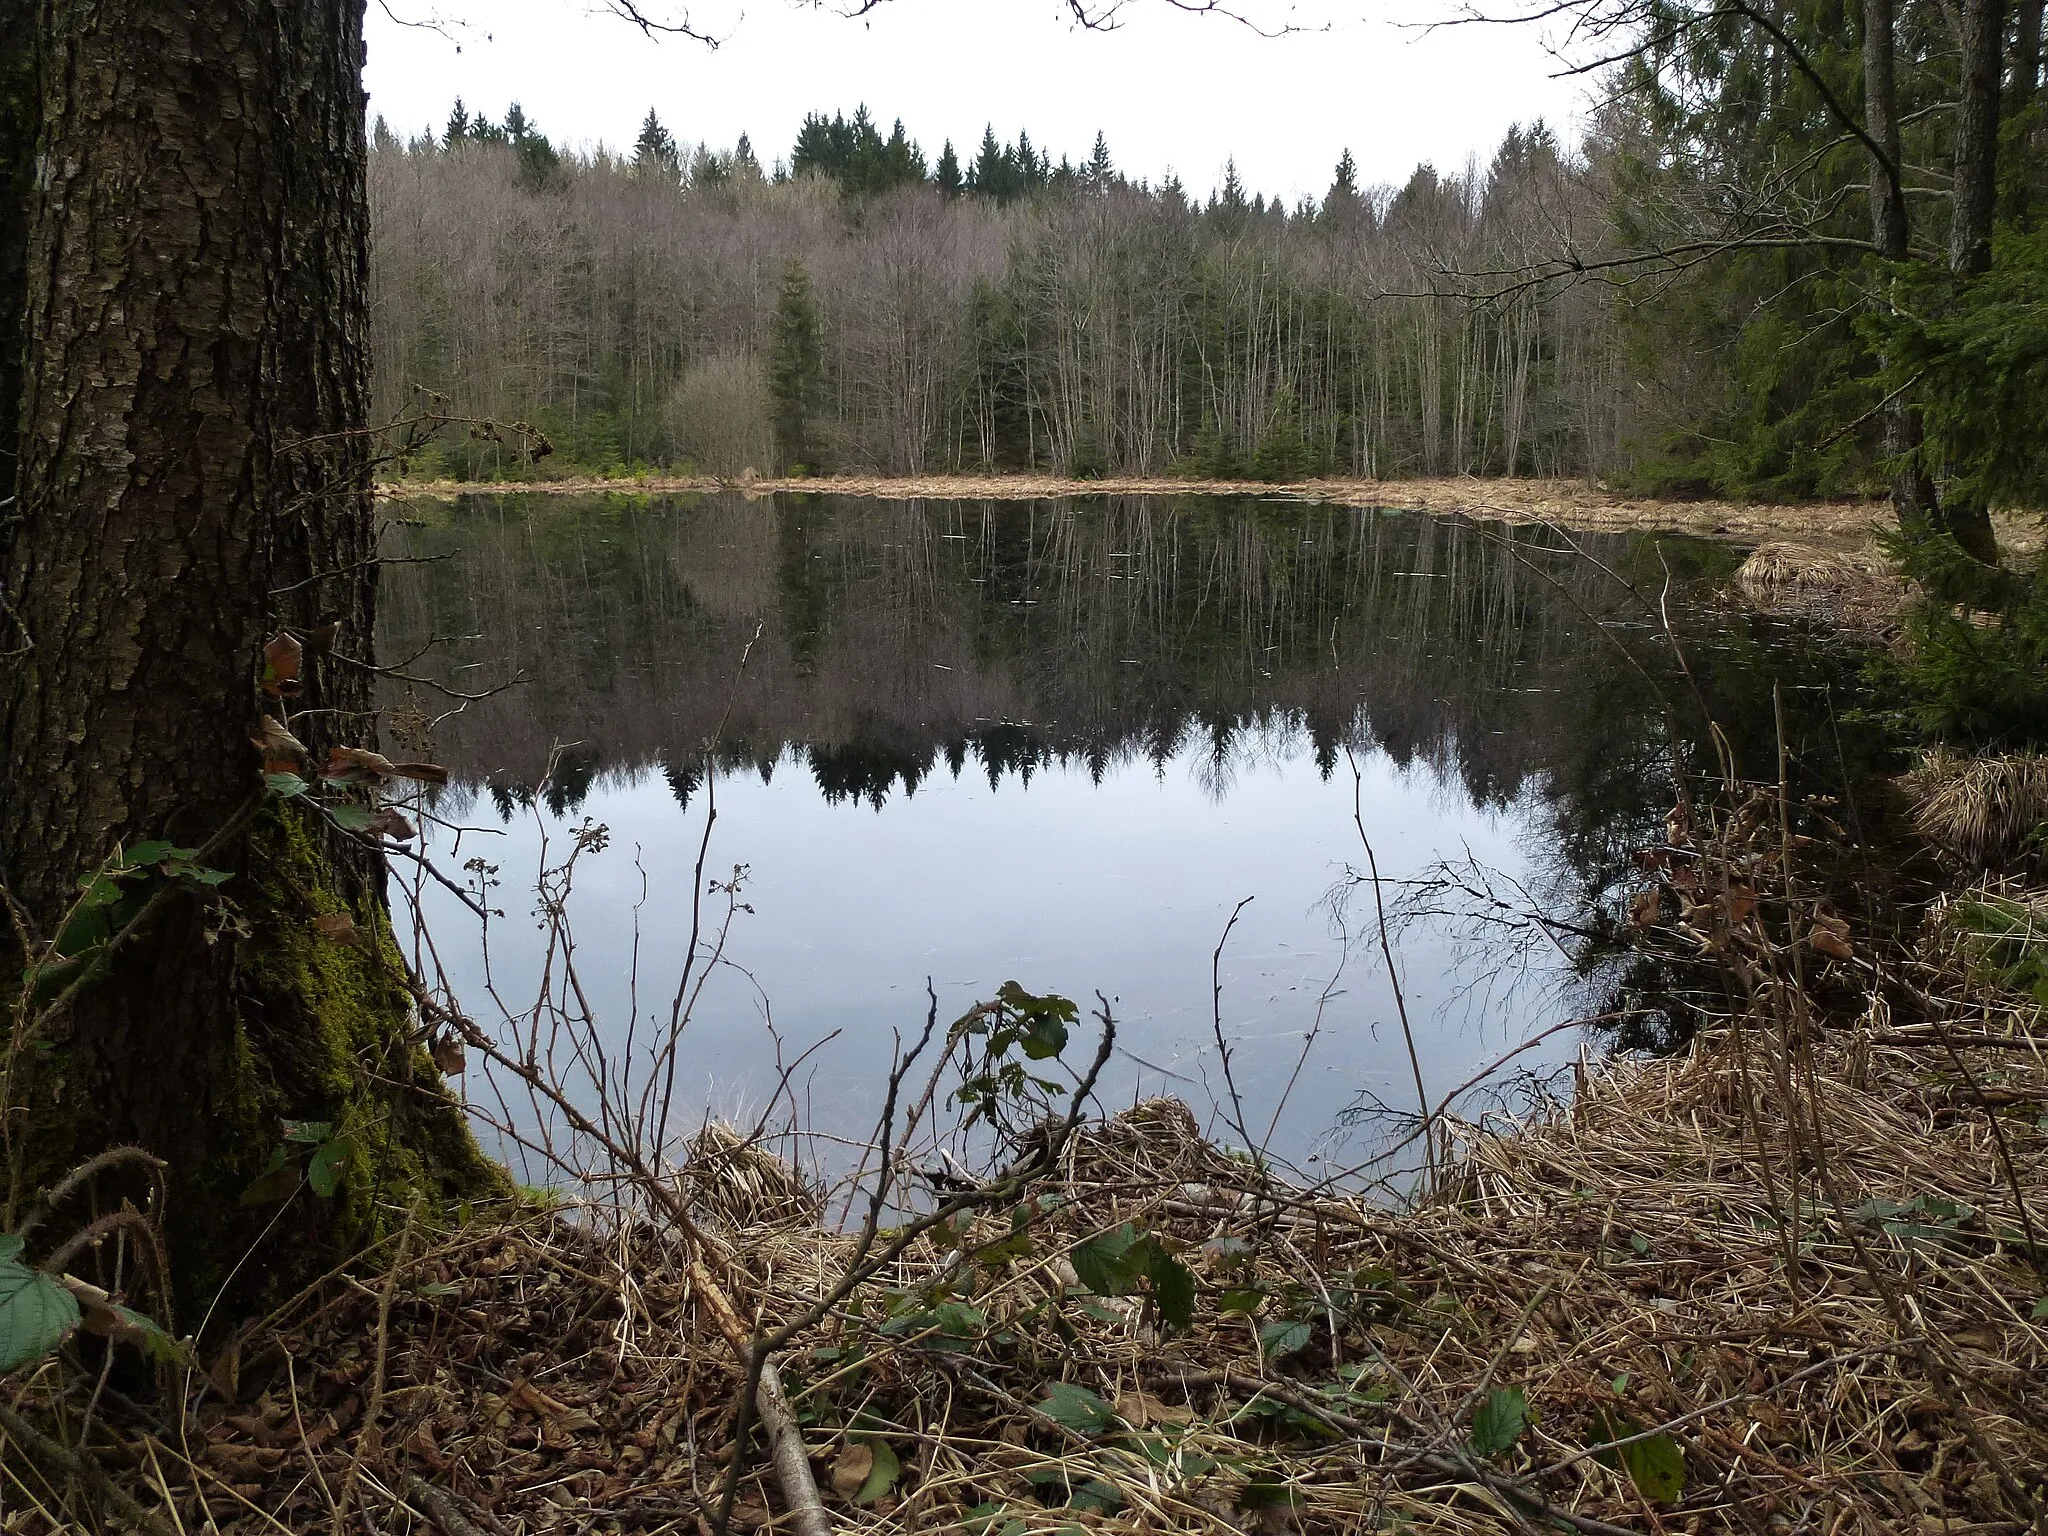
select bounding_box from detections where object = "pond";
[379,491,1878,1188]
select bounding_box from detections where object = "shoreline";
[379,471,1932,551]
[61,1011,2048,1533]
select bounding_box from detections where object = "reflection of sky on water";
[409,720,1577,1184]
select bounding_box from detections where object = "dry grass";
[1900,750,2048,868]
[8,1010,2043,1536]
[1733,541,1916,632]
[375,473,1933,552]
[376,471,2048,559]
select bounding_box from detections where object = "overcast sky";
[364,0,1590,205]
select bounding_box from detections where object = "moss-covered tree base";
[9,802,508,1321]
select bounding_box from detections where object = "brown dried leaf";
[1629,887,1661,930]
[831,1442,873,1500]
[408,1419,446,1470]
[364,807,417,843]
[303,620,343,653]
[251,717,306,766]
[1808,916,1854,961]
[1664,803,1692,847]
[313,913,362,948]
[1116,1389,1190,1427]
[387,761,451,786]
[209,1339,242,1401]
[321,745,396,783]
[206,1443,286,1476]
[261,632,304,698]
[432,1034,466,1076]
[1725,884,1759,922]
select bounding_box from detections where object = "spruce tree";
[1325,148,1364,227]
[768,259,824,473]
[634,106,680,178]
[503,103,559,189]
[882,118,924,188]
[445,96,470,148]
[970,125,1004,198]
[733,132,760,179]
[936,139,962,196]
[1087,130,1113,192]
[791,112,837,180]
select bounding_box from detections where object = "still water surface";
[380,492,1864,1181]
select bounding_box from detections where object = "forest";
[371,16,2046,518]
[370,106,1621,483]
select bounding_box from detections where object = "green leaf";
[74,872,126,910]
[327,804,377,832]
[995,980,1077,1060]
[1469,1387,1529,1457]
[110,1304,188,1367]
[53,902,112,956]
[1146,1248,1197,1332]
[1240,1477,1303,1511]
[1592,1412,1685,1502]
[306,1136,354,1199]
[1219,1287,1266,1315]
[25,955,85,1006]
[239,1164,304,1206]
[1066,1480,1123,1514]
[1070,1225,1140,1296]
[854,1437,900,1505]
[1037,1382,1116,1436]
[2031,1296,2048,1320]
[119,840,177,868]
[1621,1432,1685,1501]
[0,1235,22,1264]
[265,771,310,799]
[282,1119,333,1144]
[1259,1318,1312,1361]
[0,1259,81,1372]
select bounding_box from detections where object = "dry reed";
[1900,749,2048,868]
[1733,542,1914,632]
[9,999,2040,1536]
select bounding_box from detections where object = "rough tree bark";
[1933,0,2006,562]
[0,0,496,1304]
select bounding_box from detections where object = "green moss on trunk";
[7,802,506,1314]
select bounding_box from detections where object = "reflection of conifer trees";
[378,494,1875,909]
[662,756,701,810]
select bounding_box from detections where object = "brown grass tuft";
[1733,541,1913,630]
[1900,748,2048,867]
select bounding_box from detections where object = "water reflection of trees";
[379,491,1875,951]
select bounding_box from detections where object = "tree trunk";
[1,0,496,1308]
[1925,0,2005,563]
[0,0,29,559]
[1861,0,1942,538]
[2014,0,2044,224]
